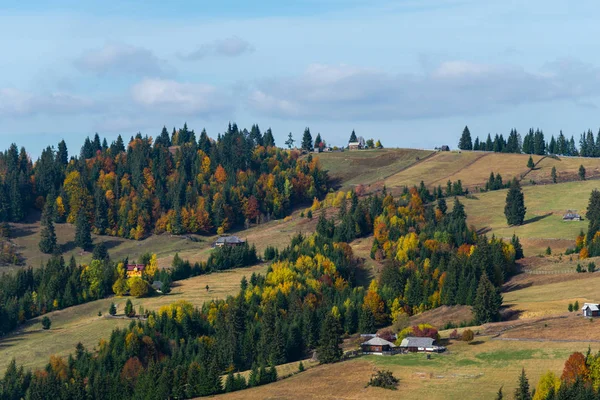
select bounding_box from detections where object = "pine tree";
[511,234,524,260]
[349,130,358,143]
[473,273,502,324]
[94,189,108,234]
[458,126,473,150]
[579,165,586,181]
[263,128,275,147]
[495,386,503,400]
[551,166,557,183]
[302,128,313,151]
[75,208,92,250]
[314,133,322,151]
[514,368,532,400]
[125,299,135,317]
[586,190,600,241]
[317,311,343,363]
[109,302,117,316]
[285,132,295,149]
[39,194,57,254]
[527,156,534,169]
[504,178,526,226]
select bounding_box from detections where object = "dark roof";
[215,235,245,244]
[151,281,163,290]
[126,264,145,271]
[399,337,435,348]
[361,337,396,347]
[563,212,581,219]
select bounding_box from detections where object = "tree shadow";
[476,227,492,235]
[61,240,77,253]
[100,240,124,250]
[10,225,37,238]
[523,213,552,225]
[468,340,485,346]
[503,281,533,293]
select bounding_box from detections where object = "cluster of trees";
[458,126,580,156]
[1,123,330,248]
[485,172,507,192]
[512,349,600,400]
[575,190,600,259]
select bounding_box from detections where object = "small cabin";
[440,145,450,151]
[582,303,600,317]
[398,336,445,353]
[563,212,582,221]
[126,264,145,278]
[214,235,245,248]
[361,337,397,355]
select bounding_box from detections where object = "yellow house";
[126,264,145,278]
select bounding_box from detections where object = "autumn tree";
[561,352,588,384]
[145,254,158,281]
[128,277,149,298]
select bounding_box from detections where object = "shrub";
[461,329,474,343]
[367,370,399,390]
[546,247,552,256]
[97,311,102,317]
[576,264,583,273]
[128,277,149,298]
[568,303,573,312]
[588,262,596,273]
[298,362,305,372]
[575,300,580,311]
[41,316,51,330]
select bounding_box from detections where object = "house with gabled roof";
[361,336,397,355]
[582,303,600,317]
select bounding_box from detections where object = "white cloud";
[0,88,96,116]
[247,60,600,120]
[179,36,254,61]
[75,43,172,76]
[131,78,233,116]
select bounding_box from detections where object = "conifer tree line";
[458,125,592,156]
[0,186,520,399]
[0,123,329,241]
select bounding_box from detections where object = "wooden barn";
[360,337,397,355]
[214,235,245,248]
[582,303,600,317]
[398,337,445,353]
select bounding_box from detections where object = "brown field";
[0,264,268,374]
[315,148,433,190]
[218,337,593,400]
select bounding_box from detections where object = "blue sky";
[2,0,600,157]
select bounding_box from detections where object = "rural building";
[126,264,145,278]
[563,211,582,221]
[214,235,245,247]
[348,136,365,150]
[151,281,163,293]
[361,336,397,355]
[398,337,445,353]
[441,145,450,151]
[582,303,600,317]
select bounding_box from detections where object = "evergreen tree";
[124,299,134,317]
[285,132,295,149]
[504,178,526,226]
[39,194,57,254]
[94,189,108,234]
[314,133,322,151]
[511,234,524,260]
[514,368,532,400]
[495,386,503,400]
[75,209,92,250]
[437,197,447,215]
[586,190,600,241]
[263,128,275,147]
[473,273,502,324]
[317,311,343,363]
[551,166,557,183]
[109,302,116,316]
[349,130,358,143]
[473,137,480,150]
[458,126,473,150]
[527,156,534,169]
[301,128,313,151]
[579,165,586,181]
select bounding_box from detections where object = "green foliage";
[551,166,557,183]
[367,370,399,390]
[41,316,51,330]
[473,273,503,324]
[504,178,526,226]
[128,277,149,298]
[302,127,314,151]
[514,368,532,400]
[568,303,574,312]
[298,361,305,372]
[458,126,473,150]
[109,302,117,316]
[575,300,579,310]
[527,156,535,169]
[38,196,58,254]
[317,312,343,364]
[124,299,135,317]
[579,164,586,181]
[545,246,552,255]
[75,208,92,250]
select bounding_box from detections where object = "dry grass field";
[218,337,592,400]
[315,148,433,190]
[0,263,268,374]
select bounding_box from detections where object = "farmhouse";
[361,336,397,355]
[582,303,600,317]
[398,336,445,353]
[348,137,365,150]
[563,211,582,221]
[214,235,245,247]
[126,264,145,278]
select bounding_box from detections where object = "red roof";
[126,264,145,271]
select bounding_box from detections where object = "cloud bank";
[179,36,254,61]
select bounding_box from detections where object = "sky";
[2,0,600,158]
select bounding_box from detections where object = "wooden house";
[398,337,445,353]
[582,303,600,317]
[361,337,397,355]
[126,264,145,278]
[214,235,245,248]
[563,212,582,221]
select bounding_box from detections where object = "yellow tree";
[145,254,158,281]
[533,371,560,400]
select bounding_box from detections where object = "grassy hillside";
[384,151,600,191]
[315,148,433,189]
[460,180,598,255]
[0,264,268,374]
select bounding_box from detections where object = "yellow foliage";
[145,254,158,281]
[533,371,560,400]
[331,305,341,320]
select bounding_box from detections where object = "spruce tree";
[301,128,313,151]
[263,128,275,147]
[94,189,108,234]
[285,132,295,149]
[514,368,532,400]
[586,189,600,241]
[109,302,117,316]
[314,133,322,151]
[473,273,502,324]
[458,126,473,150]
[317,312,343,363]
[551,166,557,183]
[527,156,534,169]
[349,130,358,142]
[579,164,586,181]
[495,386,503,400]
[75,208,92,250]
[504,178,526,226]
[39,195,57,254]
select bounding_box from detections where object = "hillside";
[0,263,268,374]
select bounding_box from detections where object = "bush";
[576,264,583,273]
[298,361,305,372]
[588,262,596,273]
[367,370,399,390]
[461,329,474,343]
[546,247,552,256]
[575,300,580,311]
[128,277,149,298]
[568,303,574,312]
[41,316,51,330]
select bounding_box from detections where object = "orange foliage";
[580,247,589,259]
[214,164,227,183]
[561,352,588,383]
